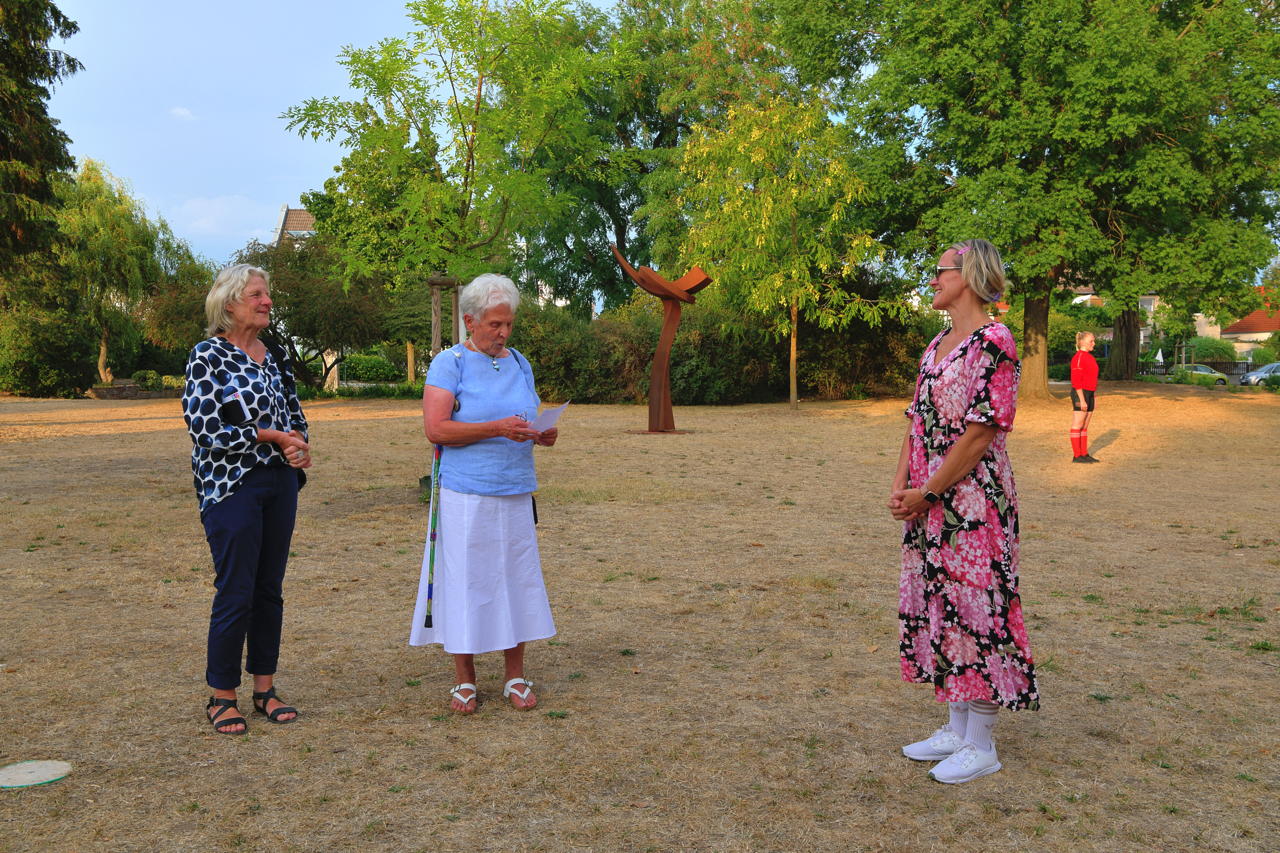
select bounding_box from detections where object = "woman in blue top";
[409,274,559,714]
[182,264,311,734]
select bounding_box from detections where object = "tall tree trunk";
[97,331,113,384]
[1020,289,1051,400]
[406,341,416,384]
[1103,308,1140,380]
[789,297,798,411]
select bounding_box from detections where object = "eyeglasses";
[933,265,963,278]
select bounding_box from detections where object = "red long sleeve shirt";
[1070,350,1099,391]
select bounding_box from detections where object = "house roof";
[282,208,315,232]
[1222,307,1280,335]
[274,205,316,244]
[1221,287,1279,336]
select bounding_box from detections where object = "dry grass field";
[0,382,1277,852]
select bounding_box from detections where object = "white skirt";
[408,487,555,654]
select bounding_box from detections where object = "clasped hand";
[887,487,929,522]
[278,429,312,469]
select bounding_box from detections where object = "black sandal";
[252,686,297,723]
[206,696,248,734]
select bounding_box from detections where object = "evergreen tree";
[0,0,81,271]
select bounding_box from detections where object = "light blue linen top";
[426,343,541,496]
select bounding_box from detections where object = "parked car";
[1239,361,1280,386]
[1178,363,1229,385]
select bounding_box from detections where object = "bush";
[1248,345,1276,367]
[1169,368,1224,388]
[131,369,162,391]
[1263,374,1280,391]
[797,309,939,399]
[337,381,423,399]
[161,374,184,390]
[1048,363,1069,381]
[513,301,635,403]
[135,340,189,375]
[1189,336,1236,362]
[341,353,402,383]
[0,304,97,397]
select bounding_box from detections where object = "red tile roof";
[1222,287,1279,335]
[1222,308,1280,335]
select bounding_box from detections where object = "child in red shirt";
[1070,332,1099,462]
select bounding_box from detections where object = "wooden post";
[452,288,462,344]
[431,285,442,356]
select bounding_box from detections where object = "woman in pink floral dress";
[888,239,1039,784]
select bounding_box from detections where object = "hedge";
[341,353,403,383]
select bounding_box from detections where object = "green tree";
[287,0,606,300]
[138,222,218,353]
[519,0,802,311]
[52,160,160,383]
[0,260,96,397]
[674,96,884,408]
[0,0,81,270]
[839,0,1280,396]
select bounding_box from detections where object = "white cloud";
[169,106,196,121]
[170,195,278,244]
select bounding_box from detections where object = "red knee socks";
[1070,430,1083,457]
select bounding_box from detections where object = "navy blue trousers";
[201,465,298,690]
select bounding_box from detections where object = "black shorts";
[1072,389,1095,412]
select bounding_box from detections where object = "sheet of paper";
[529,401,569,432]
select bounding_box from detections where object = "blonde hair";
[205,264,270,336]
[1076,330,1095,349]
[948,239,1006,303]
[460,273,521,320]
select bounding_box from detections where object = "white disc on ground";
[0,760,72,789]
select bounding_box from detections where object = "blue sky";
[48,1,419,265]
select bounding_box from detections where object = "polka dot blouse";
[182,337,309,511]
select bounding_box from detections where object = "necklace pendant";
[490,358,499,371]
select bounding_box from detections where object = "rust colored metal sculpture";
[610,245,712,432]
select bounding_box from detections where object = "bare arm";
[886,425,913,519]
[422,385,537,446]
[889,422,998,520]
[892,426,911,493]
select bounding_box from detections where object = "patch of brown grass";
[0,384,1276,851]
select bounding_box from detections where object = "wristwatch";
[923,489,941,504]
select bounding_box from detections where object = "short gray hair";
[948,239,1007,303]
[206,264,269,336]
[459,273,520,320]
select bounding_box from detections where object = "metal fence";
[1140,360,1256,376]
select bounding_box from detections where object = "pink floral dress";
[899,322,1039,710]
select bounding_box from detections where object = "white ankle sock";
[948,701,970,736]
[966,700,999,751]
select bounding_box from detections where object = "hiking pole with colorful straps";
[423,443,442,628]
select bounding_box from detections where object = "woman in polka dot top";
[182,264,311,734]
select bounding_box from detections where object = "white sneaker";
[928,743,1002,784]
[901,724,966,761]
